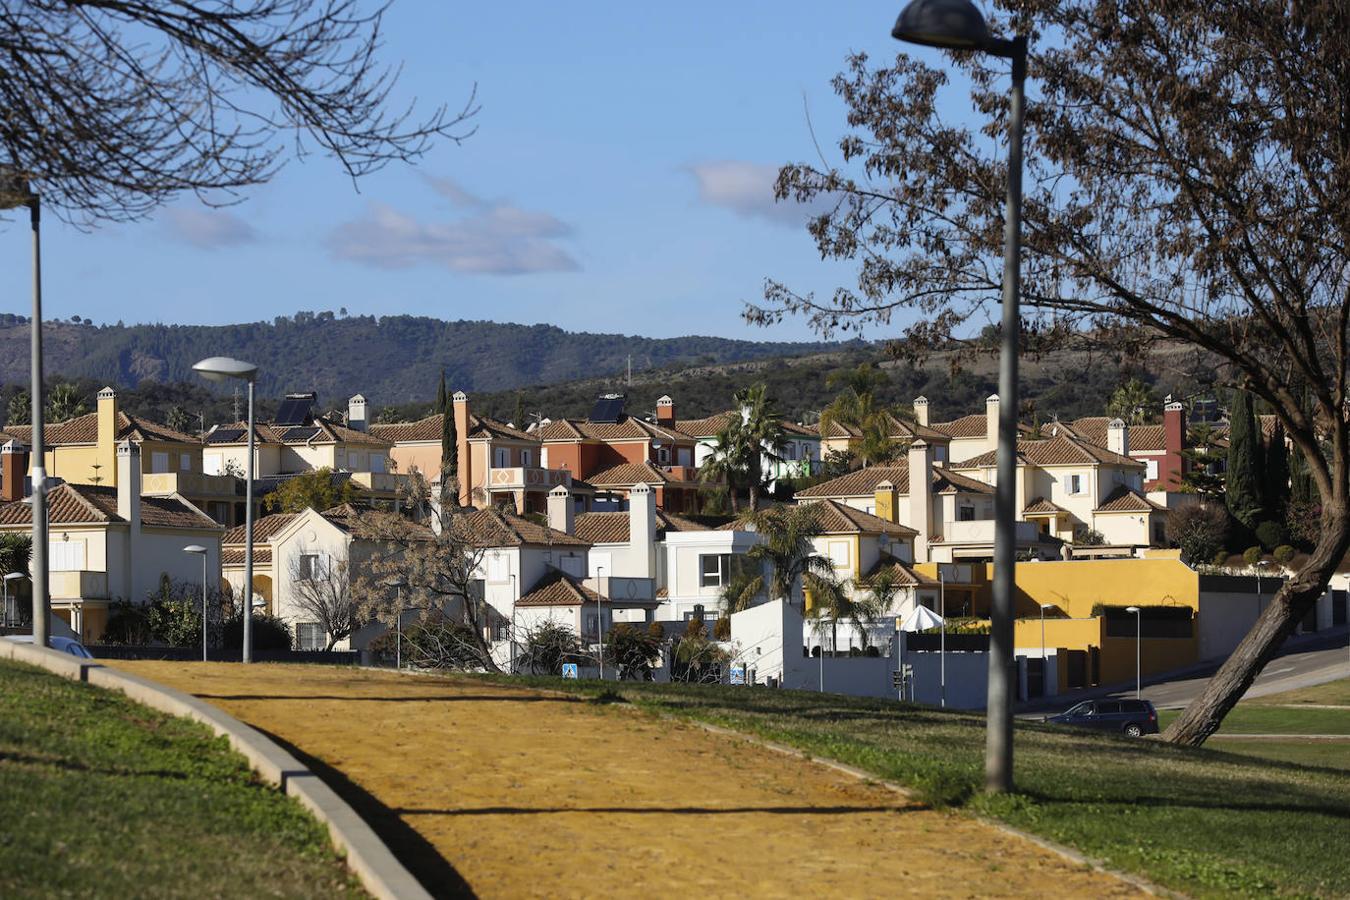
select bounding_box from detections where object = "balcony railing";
[487,467,571,490]
[142,471,239,498]
[48,570,109,600]
[942,519,1041,544]
[348,471,404,493]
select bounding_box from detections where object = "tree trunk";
[1164,506,1349,746]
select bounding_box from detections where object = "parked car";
[3,635,95,659]
[1047,698,1159,737]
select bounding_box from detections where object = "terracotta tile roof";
[1095,485,1166,513]
[370,414,442,443]
[1023,497,1070,516]
[951,434,1142,469]
[927,413,990,439]
[864,553,938,586]
[1058,418,1166,453]
[587,461,696,487]
[537,415,691,444]
[0,484,219,530]
[459,507,589,547]
[574,510,710,544]
[806,499,918,538]
[514,570,601,607]
[7,411,199,447]
[222,547,272,566]
[817,413,950,445]
[206,417,391,448]
[794,465,992,499]
[223,513,299,545]
[673,411,738,438]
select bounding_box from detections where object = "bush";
[221,612,292,652]
[1211,549,1230,567]
[100,600,152,645]
[1273,544,1296,565]
[520,621,580,676]
[1243,546,1263,567]
[1254,520,1285,551]
[712,616,731,641]
[1166,502,1229,564]
[398,613,483,670]
[1285,499,1321,549]
[605,623,662,681]
[1073,527,1106,547]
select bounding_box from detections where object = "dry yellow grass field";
[116,662,1139,899]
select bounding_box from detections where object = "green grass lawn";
[493,675,1350,899]
[0,659,364,899]
[1249,675,1350,707]
[1158,704,1350,735]
[1206,738,1350,772]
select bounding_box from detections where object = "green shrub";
[221,612,292,652]
[1166,502,1229,563]
[1273,544,1296,565]
[519,621,580,676]
[1254,520,1285,551]
[1211,549,1230,567]
[1243,546,1263,567]
[605,623,662,681]
[100,600,152,645]
[712,616,731,641]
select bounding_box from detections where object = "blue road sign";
[730,665,746,685]
[562,663,579,679]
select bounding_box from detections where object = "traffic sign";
[562,663,578,679]
[730,665,746,685]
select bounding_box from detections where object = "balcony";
[141,471,239,499]
[488,467,571,491]
[48,570,108,600]
[942,519,1042,545]
[348,471,405,494]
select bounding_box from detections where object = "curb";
[0,642,430,900]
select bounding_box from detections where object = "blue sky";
[0,2,956,342]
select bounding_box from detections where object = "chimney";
[1107,417,1129,456]
[913,396,929,427]
[347,394,368,432]
[97,386,119,488]
[453,391,472,507]
[1,440,28,502]
[908,440,933,563]
[873,480,898,524]
[985,393,1001,441]
[1162,398,1186,489]
[548,484,574,535]
[629,482,657,579]
[655,395,675,426]
[116,440,141,534]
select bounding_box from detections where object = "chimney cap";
[97,386,117,399]
[548,484,570,496]
[452,391,468,402]
[656,395,673,405]
[876,479,895,490]
[910,438,929,449]
[1108,417,1127,428]
[349,393,366,403]
[986,394,1000,404]
[913,395,928,404]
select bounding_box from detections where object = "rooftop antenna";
[231,385,241,422]
[627,354,632,386]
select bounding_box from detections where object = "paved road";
[1021,626,1350,716]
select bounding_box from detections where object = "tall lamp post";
[1125,605,1142,699]
[193,357,258,662]
[2,171,50,649]
[939,567,946,708]
[892,0,1027,794]
[385,577,407,672]
[3,572,24,627]
[508,573,517,675]
[183,546,208,662]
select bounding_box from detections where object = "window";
[826,540,851,568]
[784,443,796,461]
[151,451,170,473]
[371,455,386,474]
[1066,474,1084,495]
[540,447,550,468]
[48,540,85,572]
[521,449,532,467]
[656,446,671,464]
[180,453,191,471]
[203,454,223,476]
[1145,459,1159,481]
[699,554,732,587]
[677,448,692,467]
[958,505,976,522]
[296,623,324,651]
[297,553,320,581]
[494,448,509,468]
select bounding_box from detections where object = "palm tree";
[806,571,888,654]
[818,364,902,468]
[46,382,88,422]
[736,504,835,606]
[698,426,746,514]
[1106,377,1159,425]
[733,383,787,511]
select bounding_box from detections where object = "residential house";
[948,431,1164,548]
[0,441,222,642]
[1051,399,1190,501]
[817,403,953,464]
[677,402,823,485]
[2,387,241,526]
[203,392,399,507]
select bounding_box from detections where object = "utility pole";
[626,355,632,387]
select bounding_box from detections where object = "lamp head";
[182,545,207,555]
[192,357,258,384]
[3,572,24,581]
[1125,606,1140,613]
[892,0,991,51]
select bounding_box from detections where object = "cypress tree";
[435,371,447,415]
[1225,390,1264,529]
[1262,419,1290,519]
[441,387,457,487]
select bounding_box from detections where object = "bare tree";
[749,1,1350,746]
[288,553,356,651]
[0,1,477,222]
[352,472,499,671]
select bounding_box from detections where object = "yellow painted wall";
[976,558,1199,618]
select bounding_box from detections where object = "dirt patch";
[115,662,1139,898]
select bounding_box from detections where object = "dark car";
[1047,698,1159,737]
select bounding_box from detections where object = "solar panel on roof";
[208,428,245,444]
[282,426,320,443]
[274,397,314,426]
[589,394,625,424]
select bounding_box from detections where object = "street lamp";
[194,356,258,662]
[892,0,1027,795]
[1125,606,1142,699]
[385,577,407,672]
[3,572,24,627]
[2,170,50,649]
[595,566,606,680]
[508,572,518,675]
[939,567,946,708]
[183,546,208,662]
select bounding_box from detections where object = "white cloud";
[162,207,257,249]
[326,178,579,275]
[687,160,830,227]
